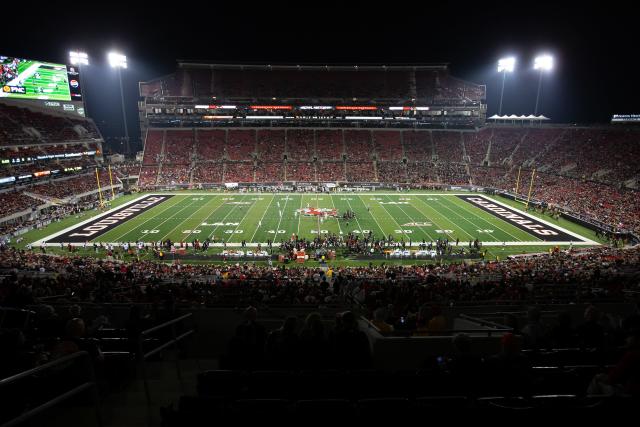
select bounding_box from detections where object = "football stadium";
[1,8,639,423]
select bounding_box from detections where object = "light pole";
[497,57,515,116]
[69,51,89,117]
[533,54,553,116]
[108,52,129,155]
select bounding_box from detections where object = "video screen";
[0,55,72,101]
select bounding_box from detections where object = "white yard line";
[356,195,387,238]
[327,194,344,235]
[180,196,224,242]
[153,199,206,241]
[383,194,434,242]
[434,196,519,242]
[412,195,474,241]
[226,195,263,243]
[250,195,276,242]
[207,195,250,241]
[273,194,292,238]
[110,196,187,242]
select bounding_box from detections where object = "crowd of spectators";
[1,245,637,309]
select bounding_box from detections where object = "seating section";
[192,164,223,183]
[142,131,164,165]
[406,161,436,183]
[196,130,225,161]
[373,131,403,160]
[316,130,343,160]
[403,131,432,162]
[0,103,100,146]
[227,130,256,161]
[256,162,284,182]
[164,130,194,164]
[489,129,521,165]
[377,161,406,182]
[157,165,191,185]
[225,162,255,183]
[286,162,315,181]
[286,130,314,161]
[463,128,491,165]
[0,191,38,217]
[257,130,285,161]
[316,162,345,182]
[433,131,463,163]
[344,130,373,162]
[346,162,376,182]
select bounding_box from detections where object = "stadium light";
[69,51,89,66]
[108,51,129,155]
[534,54,553,71]
[533,54,553,115]
[497,57,515,73]
[108,52,127,69]
[497,57,516,115]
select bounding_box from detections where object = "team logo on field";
[296,207,338,217]
[403,222,432,227]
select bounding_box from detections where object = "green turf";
[39,192,596,247]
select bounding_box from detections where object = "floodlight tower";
[69,51,89,116]
[533,54,553,116]
[108,52,129,155]
[497,57,516,116]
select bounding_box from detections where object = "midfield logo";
[296,207,338,217]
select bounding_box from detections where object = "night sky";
[3,4,636,151]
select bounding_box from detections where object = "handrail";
[0,351,101,427]
[458,313,512,329]
[141,313,192,336]
[137,313,195,427]
[0,351,88,386]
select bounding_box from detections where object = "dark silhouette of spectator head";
[500,332,519,355]
[66,318,86,339]
[452,332,472,355]
[244,306,258,323]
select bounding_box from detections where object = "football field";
[39,193,596,247]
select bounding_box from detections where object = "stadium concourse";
[1,61,640,424]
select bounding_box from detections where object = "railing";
[137,313,194,427]
[0,351,101,427]
[361,315,513,338]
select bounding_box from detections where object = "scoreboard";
[0,54,82,101]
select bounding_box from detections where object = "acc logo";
[70,80,79,88]
[402,222,432,227]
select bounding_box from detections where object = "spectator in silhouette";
[299,312,330,370]
[332,311,371,369]
[371,307,394,334]
[521,307,547,350]
[589,328,640,396]
[446,333,484,397]
[427,305,447,335]
[52,318,103,363]
[228,306,267,370]
[266,316,301,369]
[547,311,576,349]
[485,333,532,396]
[577,305,606,350]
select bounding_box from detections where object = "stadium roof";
[488,114,550,121]
[176,62,449,71]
